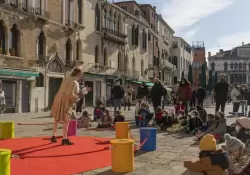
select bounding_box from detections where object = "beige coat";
[50,76,79,122]
[125,87,134,103]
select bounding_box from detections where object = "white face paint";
[235,125,242,133]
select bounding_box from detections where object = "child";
[153,106,163,126]
[175,100,186,115]
[196,105,207,123]
[113,110,125,124]
[97,109,112,128]
[93,101,105,121]
[138,102,151,127]
[209,111,227,142]
[222,134,250,175]
[196,113,215,140]
[77,111,91,129]
[188,110,203,134]
[184,134,229,175]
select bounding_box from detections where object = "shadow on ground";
[95,169,125,175]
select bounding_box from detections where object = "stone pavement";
[0,104,236,174]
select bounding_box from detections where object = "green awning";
[129,80,154,87]
[0,69,39,77]
[84,72,118,80]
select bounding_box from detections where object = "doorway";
[22,80,30,112]
[48,77,62,109]
[2,80,17,113]
[84,81,93,106]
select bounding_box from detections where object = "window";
[141,59,144,77]
[148,33,151,41]
[142,30,147,50]
[211,63,215,71]
[78,0,82,24]
[35,73,44,87]
[104,48,108,66]
[95,4,100,30]
[118,52,121,69]
[113,12,116,31]
[9,24,20,57]
[239,62,242,70]
[243,62,246,70]
[0,20,7,55]
[173,42,178,48]
[172,56,177,67]
[104,9,107,28]
[135,25,139,46]
[35,0,41,15]
[76,39,81,60]
[37,30,46,57]
[10,0,18,7]
[234,63,238,70]
[117,15,121,32]
[132,24,135,45]
[121,6,127,11]
[230,62,233,69]
[156,41,158,47]
[224,62,228,71]
[65,39,72,62]
[108,10,112,29]
[95,45,99,63]
[65,0,74,24]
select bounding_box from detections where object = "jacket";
[178,84,192,101]
[151,82,165,102]
[197,88,206,100]
[231,87,241,103]
[137,86,149,99]
[111,85,124,99]
[214,82,229,102]
[184,150,228,175]
[211,119,227,135]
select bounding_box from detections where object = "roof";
[114,1,146,15]
[173,36,191,48]
[158,15,175,34]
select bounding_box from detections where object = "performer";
[50,68,91,145]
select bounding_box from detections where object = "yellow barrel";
[115,122,129,139]
[0,149,11,175]
[111,139,134,172]
[0,122,14,140]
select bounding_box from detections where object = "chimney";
[219,49,223,53]
[242,42,244,46]
[153,6,156,11]
[208,52,211,57]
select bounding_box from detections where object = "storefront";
[0,68,39,113]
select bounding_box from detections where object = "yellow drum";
[110,139,134,173]
[0,122,14,140]
[0,149,11,175]
[115,122,129,139]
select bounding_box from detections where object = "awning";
[84,72,118,80]
[129,80,154,87]
[0,69,39,77]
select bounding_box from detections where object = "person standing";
[124,84,134,110]
[178,78,192,112]
[191,88,197,107]
[0,89,6,114]
[50,68,91,145]
[137,82,149,100]
[111,80,124,111]
[241,84,248,115]
[196,84,206,107]
[214,75,229,113]
[151,78,165,110]
[231,84,241,113]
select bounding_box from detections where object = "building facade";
[81,0,149,106]
[170,37,192,81]
[0,0,84,113]
[208,43,250,85]
[157,14,175,85]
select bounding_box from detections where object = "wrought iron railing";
[102,28,127,38]
[20,2,50,19]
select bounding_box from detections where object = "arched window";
[113,12,117,31]
[35,73,44,87]
[108,10,112,29]
[10,24,20,57]
[230,62,233,69]
[239,62,242,70]
[132,57,135,71]
[117,51,122,69]
[234,62,238,70]
[141,59,144,77]
[0,20,7,55]
[224,62,228,71]
[78,0,82,24]
[243,62,246,70]
[76,39,81,60]
[95,45,99,63]
[117,15,121,32]
[37,30,46,58]
[104,48,108,66]
[125,55,128,73]
[132,24,135,45]
[95,4,100,30]
[65,39,72,62]
[103,9,107,27]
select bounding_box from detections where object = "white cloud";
[160,0,234,31]
[208,30,250,55]
[183,27,199,43]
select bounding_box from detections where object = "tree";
[214,71,218,87]
[207,70,214,92]
[188,65,193,85]
[201,64,206,89]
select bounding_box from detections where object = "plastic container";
[140,127,157,151]
[110,139,134,172]
[0,149,11,175]
[115,122,129,139]
[67,120,77,137]
[0,122,14,140]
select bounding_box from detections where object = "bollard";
[0,122,14,140]
[0,149,11,175]
[111,139,134,173]
[115,122,129,139]
[140,127,157,151]
[67,120,77,137]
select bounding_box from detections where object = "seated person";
[196,105,207,123]
[175,100,186,115]
[185,110,203,134]
[138,102,151,127]
[77,111,91,129]
[97,109,112,128]
[152,106,163,126]
[93,101,105,121]
[113,110,125,124]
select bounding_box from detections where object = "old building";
[157,14,175,85]
[81,0,149,106]
[208,42,250,85]
[114,1,159,81]
[171,37,192,81]
[0,0,84,113]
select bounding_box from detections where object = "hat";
[199,134,217,151]
[224,134,244,152]
[236,117,250,130]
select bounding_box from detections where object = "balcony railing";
[65,19,77,29]
[21,2,50,19]
[124,69,139,80]
[102,28,127,45]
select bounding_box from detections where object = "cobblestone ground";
[0,104,236,175]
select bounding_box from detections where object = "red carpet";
[0,136,111,175]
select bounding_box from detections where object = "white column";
[16,80,22,113]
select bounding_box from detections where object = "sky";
[114,0,250,56]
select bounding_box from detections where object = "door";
[48,77,63,109]
[22,80,30,112]
[2,80,17,113]
[84,81,93,106]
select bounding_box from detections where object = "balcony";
[102,28,127,45]
[0,0,18,8]
[21,3,50,20]
[124,69,139,80]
